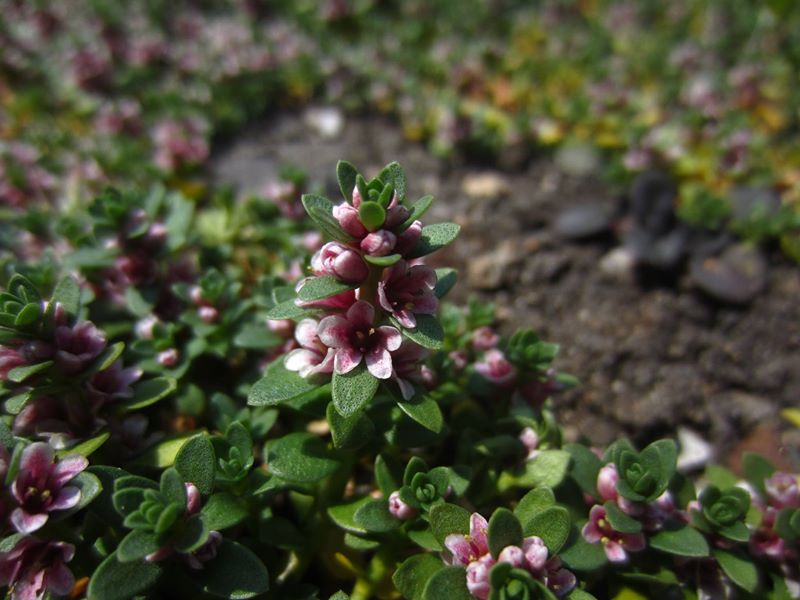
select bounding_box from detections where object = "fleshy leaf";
[713,548,759,593]
[87,552,162,600]
[195,540,269,599]
[327,401,375,449]
[302,194,352,242]
[336,160,358,201]
[488,508,523,558]
[422,565,473,600]
[394,314,444,350]
[202,492,248,531]
[296,275,357,302]
[332,364,379,418]
[265,432,340,484]
[393,554,445,600]
[396,395,443,433]
[406,223,461,259]
[526,506,571,554]
[649,523,709,557]
[429,503,471,545]
[248,357,318,407]
[175,434,216,495]
[125,377,176,411]
[353,499,399,533]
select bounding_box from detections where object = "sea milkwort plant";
[0,160,798,600]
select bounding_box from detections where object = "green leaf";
[330,592,350,600]
[518,450,572,489]
[327,402,375,449]
[433,268,457,299]
[397,395,443,433]
[248,357,318,407]
[566,590,599,600]
[7,361,52,383]
[87,552,162,600]
[55,431,110,459]
[488,508,523,558]
[233,326,282,350]
[377,161,407,203]
[265,432,340,483]
[408,525,443,551]
[422,565,473,600]
[125,377,176,411]
[393,554,445,600]
[713,548,759,593]
[396,314,444,350]
[430,503,471,545]
[649,523,709,557]
[14,302,40,327]
[117,530,161,563]
[565,443,602,497]
[173,514,209,553]
[525,506,571,554]
[263,300,314,321]
[195,540,269,599]
[332,364,379,417]
[358,201,386,231]
[296,275,357,302]
[175,434,216,495]
[353,499,399,532]
[364,253,402,267]
[202,492,248,530]
[375,454,401,496]
[50,275,81,318]
[301,194,352,242]
[160,468,186,505]
[604,501,642,534]
[328,497,372,534]
[404,457,429,485]
[407,223,461,259]
[401,195,434,230]
[8,274,40,304]
[88,342,126,374]
[515,487,556,526]
[67,471,103,513]
[133,431,202,469]
[336,160,358,201]
[559,528,608,572]
[742,452,775,497]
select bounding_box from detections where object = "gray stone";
[690,243,767,304]
[553,204,614,239]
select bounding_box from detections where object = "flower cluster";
[276,161,457,406]
[445,513,575,599]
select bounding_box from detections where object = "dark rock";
[629,171,677,235]
[553,204,615,239]
[623,226,689,270]
[689,243,767,304]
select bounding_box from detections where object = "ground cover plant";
[1,1,799,599]
[0,160,797,599]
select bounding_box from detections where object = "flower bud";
[198,306,218,323]
[157,348,179,367]
[312,242,369,283]
[497,545,525,568]
[522,536,549,571]
[360,230,397,256]
[388,491,416,520]
[597,464,619,502]
[333,203,367,238]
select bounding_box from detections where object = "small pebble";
[689,243,767,304]
[677,427,714,473]
[304,106,344,139]
[554,143,600,177]
[461,173,510,200]
[553,204,614,239]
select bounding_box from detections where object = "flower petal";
[52,454,89,487]
[20,442,54,481]
[11,508,49,534]
[470,513,490,555]
[366,346,392,379]
[604,540,628,563]
[376,326,402,352]
[334,348,362,374]
[318,316,351,348]
[346,301,374,330]
[294,319,319,349]
[51,486,81,510]
[444,534,474,566]
[285,349,320,376]
[44,562,75,596]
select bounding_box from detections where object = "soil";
[211,109,800,471]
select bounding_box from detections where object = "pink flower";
[86,361,142,406]
[497,545,525,567]
[749,507,786,561]
[390,341,429,400]
[474,349,516,387]
[0,537,75,600]
[54,321,107,375]
[0,347,26,381]
[465,553,495,600]
[388,491,416,520]
[284,318,335,378]
[267,319,295,339]
[318,301,401,379]
[377,261,438,329]
[311,242,369,283]
[519,427,541,460]
[394,220,423,256]
[472,327,499,351]
[10,443,88,534]
[582,505,646,563]
[332,203,367,239]
[597,464,619,503]
[542,557,577,597]
[444,513,490,566]
[765,472,800,509]
[522,536,549,571]
[360,230,397,256]
[157,348,179,367]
